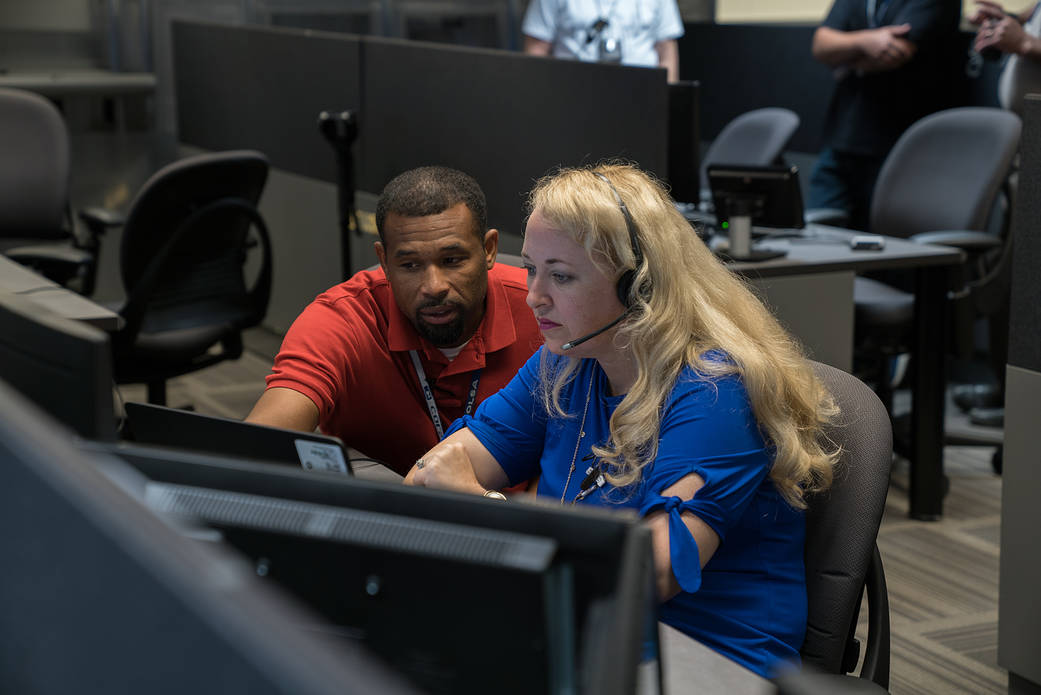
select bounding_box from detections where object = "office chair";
[800,361,892,691]
[108,150,273,406]
[699,107,800,203]
[853,108,1021,425]
[0,87,102,296]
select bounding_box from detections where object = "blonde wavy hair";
[527,163,840,509]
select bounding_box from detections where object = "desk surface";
[0,69,156,96]
[723,225,964,278]
[659,623,773,694]
[0,255,122,330]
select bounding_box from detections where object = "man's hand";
[854,24,916,72]
[812,23,916,72]
[969,0,1008,26]
[974,5,1032,55]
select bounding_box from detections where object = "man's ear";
[483,229,499,268]
[374,240,387,272]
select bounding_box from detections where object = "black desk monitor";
[708,164,803,262]
[0,380,417,695]
[707,163,805,230]
[95,441,658,695]
[0,291,116,441]
[123,401,352,475]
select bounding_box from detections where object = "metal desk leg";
[910,266,947,520]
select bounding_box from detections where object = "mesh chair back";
[699,107,800,191]
[0,88,70,238]
[870,107,1021,239]
[801,362,892,674]
[118,150,270,334]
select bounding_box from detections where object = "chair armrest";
[909,230,1001,252]
[859,544,890,689]
[804,207,850,227]
[6,244,93,266]
[78,206,126,234]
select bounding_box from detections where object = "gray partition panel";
[677,23,981,153]
[173,20,362,183]
[361,37,668,237]
[1009,96,1041,374]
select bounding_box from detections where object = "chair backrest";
[870,107,1022,239]
[0,87,70,238]
[118,150,271,338]
[699,107,800,192]
[801,361,892,675]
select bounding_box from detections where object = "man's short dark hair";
[375,166,487,243]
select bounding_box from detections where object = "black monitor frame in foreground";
[0,380,418,695]
[708,164,804,262]
[0,291,116,441]
[122,401,353,474]
[91,440,658,695]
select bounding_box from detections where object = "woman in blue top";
[404,163,840,678]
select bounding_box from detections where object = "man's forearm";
[524,35,552,56]
[813,26,866,66]
[655,39,679,82]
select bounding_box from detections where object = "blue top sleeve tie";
[647,495,704,594]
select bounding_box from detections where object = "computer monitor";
[0,291,116,441]
[0,379,419,695]
[708,163,805,231]
[92,440,658,695]
[123,401,353,474]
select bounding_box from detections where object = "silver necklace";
[560,375,595,504]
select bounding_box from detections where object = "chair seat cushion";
[854,276,914,328]
[123,323,236,368]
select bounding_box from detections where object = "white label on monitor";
[294,440,349,474]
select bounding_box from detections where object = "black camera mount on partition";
[318,110,359,280]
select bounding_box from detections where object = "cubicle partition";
[361,37,667,236]
[171,19,670,327]
[172,19,668,239]
[999,95,1041,695]
[173,21,362,184]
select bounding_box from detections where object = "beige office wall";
[716,0,829,23]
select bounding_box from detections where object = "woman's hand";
[404,441,486,495]
[403,428,509,495]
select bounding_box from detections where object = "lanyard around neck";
[409,349,482,440]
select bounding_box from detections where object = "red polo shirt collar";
[385,267,521,377]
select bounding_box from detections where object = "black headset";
[592,172,646,307]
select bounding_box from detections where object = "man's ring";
[415,458,425,469]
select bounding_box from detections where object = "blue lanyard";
[409,349,482,440]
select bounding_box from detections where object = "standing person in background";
[808,0,960,231]
[971,1,1041,117]
[949,1,1041,427]
[405,163,841,677]
[522,0,684,82]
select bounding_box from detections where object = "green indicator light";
[721,221,729,229]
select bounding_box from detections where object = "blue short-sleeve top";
[449,348,806,677]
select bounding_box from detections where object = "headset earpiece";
[593,171,646,309]
[616,269,636,307]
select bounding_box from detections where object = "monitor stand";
[720,213,787,262]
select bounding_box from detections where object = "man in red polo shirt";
[246,166,542,476]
